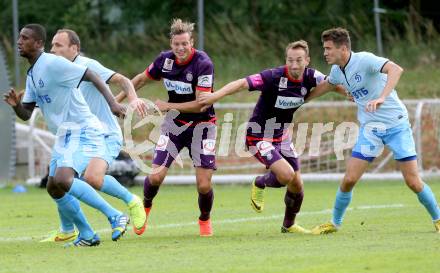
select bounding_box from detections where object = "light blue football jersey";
[22,52,101,134]
[328,51,408,129]
[73,55,122,139]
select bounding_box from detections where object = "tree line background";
[1,0,439,95]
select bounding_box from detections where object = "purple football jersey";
[146,48,216,124]
[245,65,325,140]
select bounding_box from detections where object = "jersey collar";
[72,54,80,62]
[27,51,44,75]
[339,51,353,72]
[284,65,303,83]
[175,48,196,66]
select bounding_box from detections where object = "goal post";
[22,100,440,185]
[132,99,440,184]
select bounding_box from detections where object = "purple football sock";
[143,176,160,208]
[283,190,304,228]
[255,172,284,189]
[198,189,214,221]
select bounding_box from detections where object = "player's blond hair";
[170,18,194,38]
[285,40,309,57]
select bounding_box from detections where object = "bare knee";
[46,177,65,199]
[342,175,358,192]
[276,169,296,185]
[52,167,76,194]
[149,173,165,186]
[197,178,212,194]
[82,173,103,190]
[53,173,72,192]
[288,176,303,193]
[403,172,423,192]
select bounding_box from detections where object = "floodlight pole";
[12,0,20,87]
[373,0,386,56]
[197,0,204,51]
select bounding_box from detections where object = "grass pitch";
[1,180,440,273]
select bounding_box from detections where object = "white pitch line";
[0,204,405,242]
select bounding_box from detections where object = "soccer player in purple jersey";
[199,40,346,233]
[117,19,216,236]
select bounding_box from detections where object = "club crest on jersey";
[198,75,213,88]
[279,77,288,89]
[300,87,307,96]
[186,72,193,81]
[354,73,362,83]
[163,58,174,71]
[38,78,44,88]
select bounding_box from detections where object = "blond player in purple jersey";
[117,19,216,236]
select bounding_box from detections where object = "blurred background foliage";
[1,0,439,99]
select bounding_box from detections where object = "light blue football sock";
[68,178,121,219]
[332,188,353,226]
[101,175,133,204]
[417,183,440,221]
[56,195,75,233]
[54,194,94,239]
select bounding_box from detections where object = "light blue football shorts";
[102,133,122,166]
[352,121,417,162]
[49,126,106,177]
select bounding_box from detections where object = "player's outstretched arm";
[154,99,205,113]
[115,72,152,103]
[3,88,35,120]
[155,81,240,113]
[156,87,212,113]
[197,78,249,105]
[83,69,126,118]
[109,73,147,117]
[305,80,336,102]
[333,85,349,97]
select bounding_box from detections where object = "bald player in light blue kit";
[4,24,128,246]
[308,27,440,234]
[38,28,147,243]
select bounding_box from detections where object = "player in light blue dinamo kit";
[308,27,440,235]
[4,24,129,246]
[45,29,147,240]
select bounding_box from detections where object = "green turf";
[1,180,440,273]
